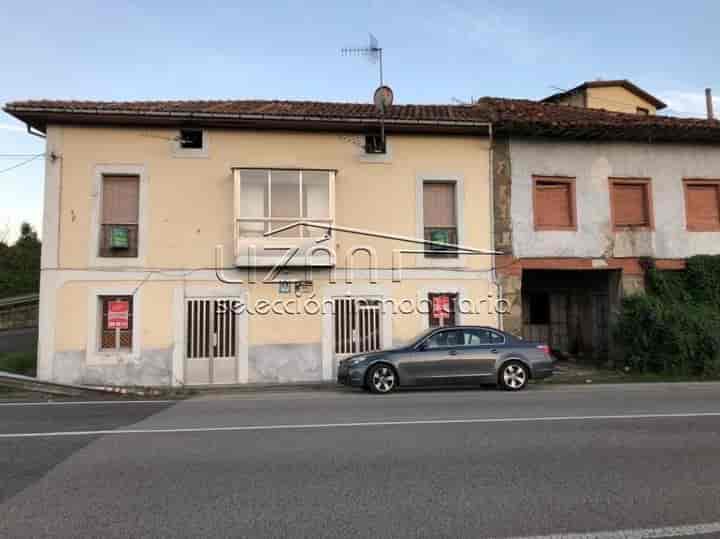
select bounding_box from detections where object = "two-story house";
[486,80,720,360]
[6,81,720,385]
[3,100,498,386]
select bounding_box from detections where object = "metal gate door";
[186,298,238,385]
[333,297,382,358]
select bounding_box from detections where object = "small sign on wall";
[432,295,450,321]
[108,300,130,329]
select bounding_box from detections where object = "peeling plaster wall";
[510,139,720,260]
[249,343,322,383]
[53,348,172,386]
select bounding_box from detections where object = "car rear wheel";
[499,361,529,391]
[367,364,397,394]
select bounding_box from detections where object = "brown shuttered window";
[100,175,139,257]
[684,180,720,231]
[533,177,576,230]
[610,179,653,229]
[423,181,457,257]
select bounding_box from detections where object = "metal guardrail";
[0,293,39,308]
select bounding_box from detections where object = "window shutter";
[686,184,720,229]
[423,182,455,227]
[613,183,649,226]
[102,176,139,225]
[535,181,573,228]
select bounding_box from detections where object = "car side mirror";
[417,342,428,351]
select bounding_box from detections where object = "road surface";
[2,383,720,538]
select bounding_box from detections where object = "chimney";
[706,88,714,120]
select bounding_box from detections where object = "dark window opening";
[528,292,550,325]
[179,128,204,149]
[364,134,386,154]
[636,107,650,115]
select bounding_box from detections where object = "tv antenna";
[342,33,384,86]
[341,34,393,149]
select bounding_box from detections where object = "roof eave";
[2,106,492,135]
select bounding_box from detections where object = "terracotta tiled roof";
[5,97,720,143]
[475,97,720,143]
[3,99,480,122]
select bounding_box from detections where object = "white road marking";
[493,521,720,538]
[1,411,720,439]
[0,400,175,406]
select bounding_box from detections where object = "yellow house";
[4,100,499,386]
[542,79,667,115]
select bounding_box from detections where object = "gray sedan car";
[337,326,554,393]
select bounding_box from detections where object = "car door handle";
[490,349,498,354]
[448,350,458,356]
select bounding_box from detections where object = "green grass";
[0,350,37,376]
[538,365,720,385]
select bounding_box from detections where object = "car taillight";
[537,344,550,355]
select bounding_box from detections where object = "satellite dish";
[374,85,394,112]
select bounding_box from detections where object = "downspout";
[487,122,504,330]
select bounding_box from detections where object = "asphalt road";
[2,383,720,538]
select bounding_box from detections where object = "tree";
[0,222,41,298]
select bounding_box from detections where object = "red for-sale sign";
[108,300,130,330]
[432,295,450,320]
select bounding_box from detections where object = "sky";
[1,0,719,242]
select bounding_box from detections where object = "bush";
[0,350,37,376]
[614,256,720,377]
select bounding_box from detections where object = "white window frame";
[172,128,209,158]
[416,175,465,267]
[90,164,148,268]
[233,169,336,265]
[86,285,141,365]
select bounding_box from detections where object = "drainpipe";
[487,122,504,330]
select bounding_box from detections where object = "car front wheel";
[367,364,397,394]
[499,361,529,391]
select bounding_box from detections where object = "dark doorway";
[521,269,620,360]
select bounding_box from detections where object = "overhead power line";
[0,153,44,175]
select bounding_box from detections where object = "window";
[99,175,139,257]
[99,295,133,351]
[684,179,720,231]
[425,329,463,349]
[636,107,650,115]
[423,181,457,257]
[236,169,332,239]
[364,134,386,154]
[425,328,503,349]
[610,178,653,230]
[533,176,576,230]
[179,128,204,149]
[467,329,505,345]
[428,293,457,328]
